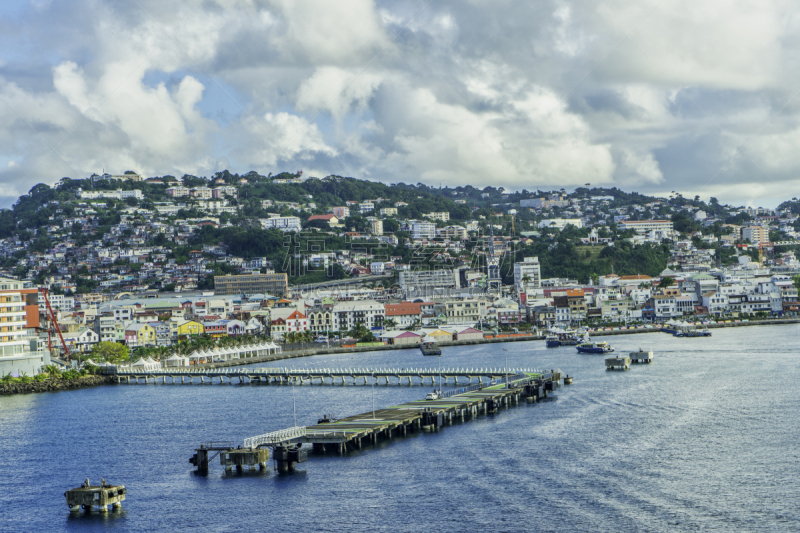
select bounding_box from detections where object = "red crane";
[39,288,70,360]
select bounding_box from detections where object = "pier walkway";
[115,366,549,386]
[190,371,563,472]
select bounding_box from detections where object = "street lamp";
[503,348,509,388]
[292,376,297,427]
[371,370,375,419]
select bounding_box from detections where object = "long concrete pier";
[191,371,562,473]
[115,366,551,386]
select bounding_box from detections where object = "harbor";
[5,327,800,531]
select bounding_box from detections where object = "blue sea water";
[1,325,799,532]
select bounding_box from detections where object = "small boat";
[577,341,615,354]
[419,341,442,356]
[545,335,561,347]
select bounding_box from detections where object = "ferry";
[576,341,615,354]
[419,341,442,356]
[545,335,562,347]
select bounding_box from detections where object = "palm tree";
[384,318,397,330]
[285,331,299,350]
[302,330,313,347]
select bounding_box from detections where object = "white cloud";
[0,0,800,206]
[296,67,383,122]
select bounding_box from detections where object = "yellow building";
[424,329,453,343]
[124,323,156,348]
[176,320,204,339]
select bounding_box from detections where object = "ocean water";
[1,325,799,532]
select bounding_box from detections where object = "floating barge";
[605,356,631,370]
[629,349,654,364]
[419,341,442,356]
[65,479,126,513]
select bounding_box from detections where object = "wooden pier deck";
[190,371,562,472]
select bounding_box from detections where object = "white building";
[39,293,75,312]
[425,212,450,222]
[618,220,675,241]
[260,216,302,232]
[166,186,190,197]
[399,269,458,292]
[332,300,385,331]
[513,256,541,293]
[411,221,436,240]
[190,187,213,199]
[538,218,583,230]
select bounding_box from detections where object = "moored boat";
[577,341,615,354]
[545,335,561,347]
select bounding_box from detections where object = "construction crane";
[39,288,70,361]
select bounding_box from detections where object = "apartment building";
[333,300,385,331]
[513,256,542,293]
[260,216,302,232]
[214,272,289,296]
[411,221,436,240]
[742,225,769,244]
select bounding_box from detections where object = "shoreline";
[2,318,799,396]
[0,375,115,396]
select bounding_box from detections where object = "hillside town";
[2,170,800,377]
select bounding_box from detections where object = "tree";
[91,341,129,364]
[384,318,397,330]
[658,277,674,289]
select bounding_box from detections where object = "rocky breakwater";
[0,375,115,396]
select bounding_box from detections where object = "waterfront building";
[0,279,49,376]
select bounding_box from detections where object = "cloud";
[0,0,798,206]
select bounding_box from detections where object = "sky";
[1,0,799,208]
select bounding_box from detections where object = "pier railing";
[244,426,307,448]
[441,383,483,398]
